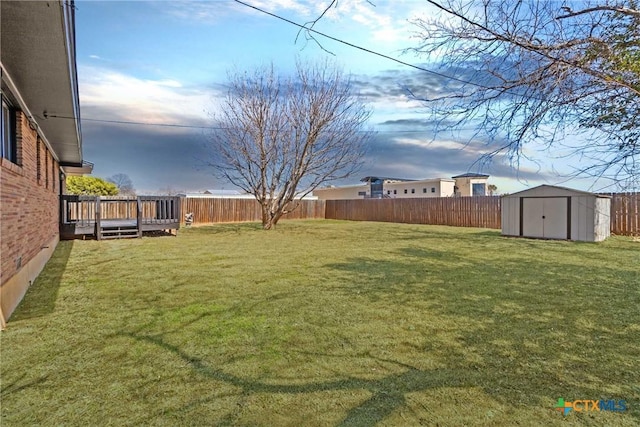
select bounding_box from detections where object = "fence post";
[137,197,143,237]
[95,197,102,240]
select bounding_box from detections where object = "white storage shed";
[501,185,610,242]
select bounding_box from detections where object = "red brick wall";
[1,111,60,286]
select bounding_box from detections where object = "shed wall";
[501,196,520,236]
[501,186,611,242]
[594,197,611,242]
[571,196,595,241]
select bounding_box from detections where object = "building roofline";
[384,178,455,185]
[314,183,368,191]
[361,176,416,183]
[451,173,490,178]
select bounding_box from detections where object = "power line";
[232,0,487,90]
[46,114,222,130]
[47,113,433,133]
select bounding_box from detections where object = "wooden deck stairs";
[60,196,181,240]
[97,220,141,240]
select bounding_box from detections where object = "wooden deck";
[61,195,181,240]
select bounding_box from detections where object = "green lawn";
[1,220,639,426]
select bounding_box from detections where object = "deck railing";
[61,195,181,239]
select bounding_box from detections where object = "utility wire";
[45,2,522,132]
[234,0,567,105]
[46,114,222,130]
[46,113,430,133]
[233,0,489,90]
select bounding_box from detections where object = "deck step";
[100,234,139,240]
[98,225,140,240]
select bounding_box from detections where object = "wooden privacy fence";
[609,192,640,236]
[178,194,639,235]
[181,198,326,225]
[325,196,502,229]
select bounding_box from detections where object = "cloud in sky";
[76,59,573,193]
[81,118,215,193]
[79,65,215,125]
[163,0,313,24]
[73,0,614,194]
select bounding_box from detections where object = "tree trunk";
[262,221,274,230]
[261,202,272,230]
[260,200,284,230]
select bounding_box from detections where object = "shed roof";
[502,184,611,198]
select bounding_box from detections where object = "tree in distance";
[107,173,135,196]
[66,176,118,196]
[209,60,373,230]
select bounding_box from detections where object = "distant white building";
[179,189,255,199]
[180,189,317,200]
[312,173,490,200]
[451,173,491,197]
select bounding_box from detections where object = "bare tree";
[297,1,639,187]
[407,0,640,186]
[209,60,372,229]
[107,173,136,196]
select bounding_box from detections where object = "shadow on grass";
[184,223,264,235]
[10,241,74,321]
[0,373,49,398]
[95,230,639,425]
[119,331,484,426]
[323,248,640,422]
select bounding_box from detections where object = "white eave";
[62,160,94,176]
[1,0,83,166]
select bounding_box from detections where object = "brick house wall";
[1,110,61,324]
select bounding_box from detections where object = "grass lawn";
[1,220,639,426]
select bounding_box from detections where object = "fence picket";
[325,197,503,229]
[67,193,639,236]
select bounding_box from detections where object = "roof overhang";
[61,160,94,177]
[1,0,83,165]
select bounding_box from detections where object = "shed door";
[521,197,569,239]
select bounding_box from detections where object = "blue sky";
[75,0,615,194]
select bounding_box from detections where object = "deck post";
[59,195,180,239]
[172,198,179,236]
[136,197,142,237]
[95,197,102,240]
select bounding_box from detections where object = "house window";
[411,188,415,194]
[370,178,384,198]
[387,190,391,195]
[357,191,366,196]
[431,187,436,193]
[472,183,486,196]
[423,188,427,193]
[404,189,407,194]
[1,96,17,164]
[393,189,397,195]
